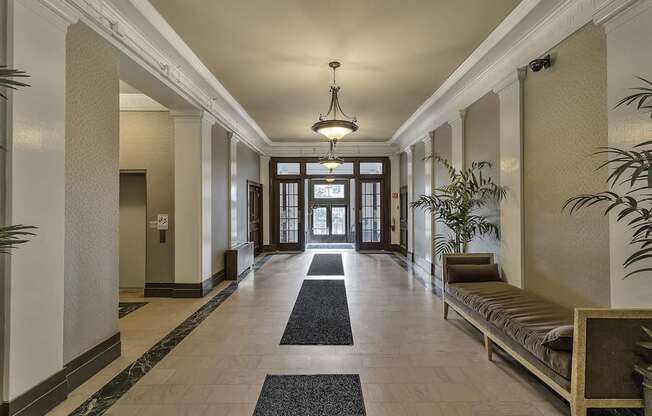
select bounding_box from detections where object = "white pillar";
[423,134,433,272]
[494,68,526,288]
[171,110,215,284]
[260,155,270,246]
[593,0,652,307]
[406,146,415,259]
[449,109,467,171]
[228,133,239,246]
[4,0,77,401]
[389,154,401,245]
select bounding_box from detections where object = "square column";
[171,110,215,284]
[228,134,239,246]
[405,146,415,259]
[260,155,271,246]
[389,154,401,245]
[449,109,467,171]
[423,135,434,272]
[494,68,526,288]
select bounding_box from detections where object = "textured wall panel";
[65,22,120,363]
[523,23,609,308]
[465,92,501,258]
[236,144,260,244]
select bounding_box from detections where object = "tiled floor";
[49,251,570,416]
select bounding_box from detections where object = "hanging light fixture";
[319,139,344,170]
[325,177,336,183]
[312,61,358,142]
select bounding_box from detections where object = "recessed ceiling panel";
[150,0,521,141]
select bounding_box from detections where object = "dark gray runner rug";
[280,280,353,345]
[253,375,366,416]
[307,253,344,276]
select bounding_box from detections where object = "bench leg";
[570,400,586,416]
[443,302,449,320]
[484,335,493,361]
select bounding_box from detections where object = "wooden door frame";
[355,177,390,251]
[269,158,390,252]
[271,178,305,251]
[307,179,350,244]
[247,180,263,255]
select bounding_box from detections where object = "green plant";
[0,66,35,252]
[410,155,507,256]
[0,66,30,99]
[635,326,652,379]
[563,77,652,278]
[0,225,37,254]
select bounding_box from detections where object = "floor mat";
[307,253,344,276]
[253,374,366,416]
[280,280,353,345]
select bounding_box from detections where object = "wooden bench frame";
[441,253,650,416]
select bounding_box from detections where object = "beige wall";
[64,22,120,363]
[464,92,501,257]
[523,23,610,308]
[212,125,230,274]
[120,111,175,284]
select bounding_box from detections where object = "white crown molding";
[120,93,167,112]
[593,0,652,31]
[59,0,269,156]
[390,0,605,150]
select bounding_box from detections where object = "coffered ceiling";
[149,0,521,142]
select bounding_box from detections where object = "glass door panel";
[277,180,303,250]
[312,207,329,236]
[357,179,384,250]
[331,206,346,236]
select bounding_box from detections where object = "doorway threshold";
[306,243,354,250]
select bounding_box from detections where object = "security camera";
[529,55,551,72]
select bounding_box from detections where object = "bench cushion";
[446,281,573,380]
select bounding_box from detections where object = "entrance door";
[275,179,304,251]
[119,173,146,289]
[357,179,384,250]
[308,180,349,244]
[248,181,263,254]
[399,185,408,254]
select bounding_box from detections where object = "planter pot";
[645,376,651,416]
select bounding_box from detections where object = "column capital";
[493,67,527,96]
[260,154,271,162]
[227,132,240,144]
[389,154,400,162]
[448,109,466,127]
[422,135,432,145]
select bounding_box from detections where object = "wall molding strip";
[393,0,607,151]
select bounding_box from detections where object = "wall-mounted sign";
[157,214,169,230]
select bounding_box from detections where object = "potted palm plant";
[411,155,506,256]
[564,76,652,413]
[0,66,36,252]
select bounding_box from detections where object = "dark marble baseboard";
[0,333,121,416]
[144,270,225,298]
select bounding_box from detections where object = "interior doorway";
[248,181,263,254]
[307,179,351,244]
[119,172,147,289]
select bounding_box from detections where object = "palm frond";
[0,224,38,253]
[0,66,31,99]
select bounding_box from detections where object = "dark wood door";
[399,186,408,253]
[356,178,385,250]
[248,181,263,254]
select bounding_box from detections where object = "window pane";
[359,162,383,175]
[277,162,300,175]
[279,182,299,243]
[305,162,353,175]
[313,184,345,199]
[312,207,329,235]
[331,207,346,235]
[361,180,382,242]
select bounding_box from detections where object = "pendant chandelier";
[319,139,344,171]
[312,61,358,142]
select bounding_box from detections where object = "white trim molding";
[58,0,269,155]
[391,0,606,150]
[264,141,399,157]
